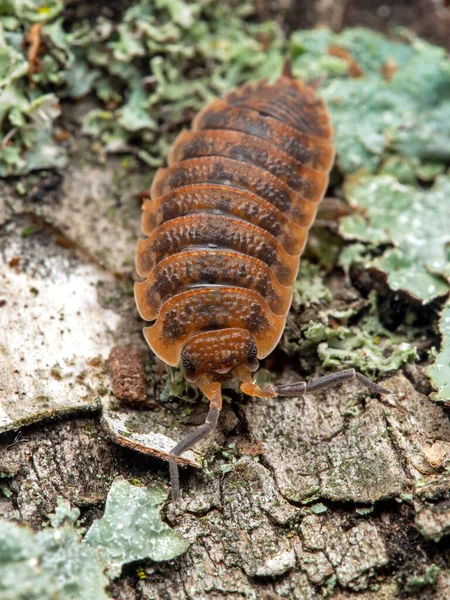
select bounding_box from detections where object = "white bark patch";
[0,218,120,432]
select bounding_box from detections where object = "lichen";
[285,262,418,376]
[340,173,450,302]
[0,507,108,600]
[426,303,450,402]
[405,563,441,593]
[0,478,188,598]
[84,476,189,577]
[290,27,450,175]
[0,0,284,175]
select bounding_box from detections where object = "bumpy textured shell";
[135,75,334,367]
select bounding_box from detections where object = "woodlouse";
[135,64,389,501]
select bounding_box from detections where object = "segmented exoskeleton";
[135,64,388,501]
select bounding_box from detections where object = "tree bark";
[1,130,450,599]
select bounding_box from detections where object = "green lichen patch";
[84,477,189,577]
[294,314,418,376]
[0,0,284,175]
[0,8,67,176]
[405,563,441,593]
[79,2,284,166]
[289,28,450,395]
[47,496,81,527]
[290,27,450,175]
[0,481,188,598]
[1,0,64,23]
[316,322,418,375]
[340,173,450,302]
[3,5,450,188]
[0,507,108,600]
[426,304,450,402]
[293,261,332,308]
[285,261,418,377]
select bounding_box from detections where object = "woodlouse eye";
[182,354,198,381]
[245,342,259,372]
[247,343,257,363]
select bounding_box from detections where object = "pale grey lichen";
[84,476,189,577]
[291,27,450,175]
[426,304,450,402]
[0,478,188,598]
[340,173,450,302]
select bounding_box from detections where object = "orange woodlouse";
[135,64,389,501]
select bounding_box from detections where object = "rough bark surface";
[1,128,450,599]
[2,2,450,593]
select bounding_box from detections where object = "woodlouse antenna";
[169,406,220,502]
[240,368,389,399]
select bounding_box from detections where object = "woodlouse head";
[181,328,259,383]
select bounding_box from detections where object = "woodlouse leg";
[169,381,222,502]
[236,366,278,398]
[240,368,389,399]
[240,380,278,398]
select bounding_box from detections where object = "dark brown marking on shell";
[136,74,334,369]
[141,184,307,255]
[151,156,320,227]
[136,213,299,285]
[134,249,292,319]
[153,156,289,207]
[168,129,328,196]
[193,101,334,172]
